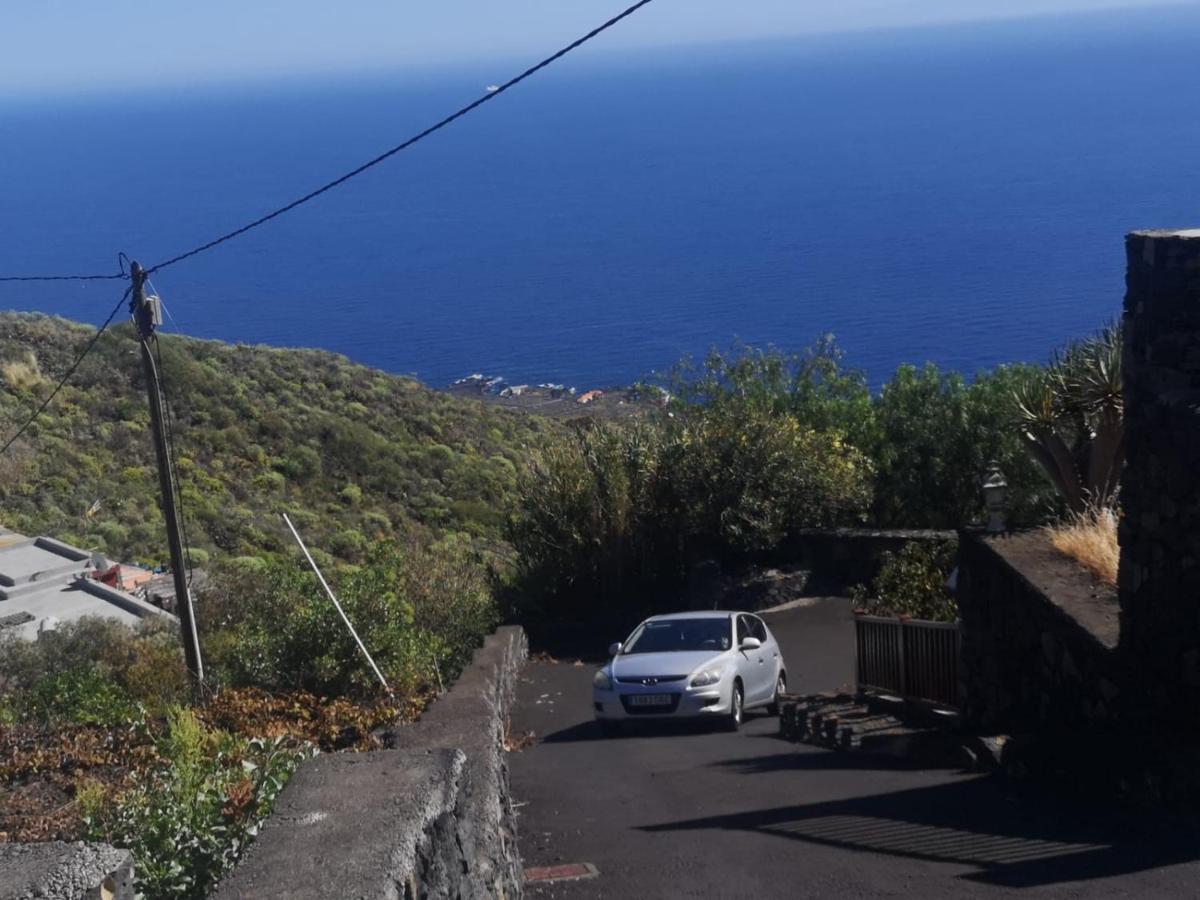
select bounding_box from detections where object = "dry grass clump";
[1044,506,1118,586]
[1,353,43,391]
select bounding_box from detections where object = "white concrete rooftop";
[0,527,172,640]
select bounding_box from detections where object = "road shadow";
[521,619,635,664]
[709,749,943,775]
[540,716,777,744]
[639,776,1200,888]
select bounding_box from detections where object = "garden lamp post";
[983,464,1008,533]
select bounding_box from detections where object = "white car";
[592,611,787,732]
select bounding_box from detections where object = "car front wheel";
[766,672,786,717]
[725,681,744,732]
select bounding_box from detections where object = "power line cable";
[144,0,656,276]
[0,254,130,285]
[2,0,657,455]
[0,2,654,283]
[0,272,128,284]
[0,286,132,457]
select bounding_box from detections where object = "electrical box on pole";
[129,261,205,691]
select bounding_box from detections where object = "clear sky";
[0,0,1190,97]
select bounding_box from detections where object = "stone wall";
[1119,229,1200,728]
[680,530,956,613]
[956,530,1120,733]
[780,527,957,595]
[213,626,528,899]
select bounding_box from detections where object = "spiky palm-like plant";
[1014,322,1123,513]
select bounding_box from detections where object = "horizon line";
[0,1,1194,106]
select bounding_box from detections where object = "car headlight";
[690,668,723,688]
[593,670,613,690]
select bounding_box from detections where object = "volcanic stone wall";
[1119,230,1200,727]
[213,626,528,899]
[956,531,1119,733]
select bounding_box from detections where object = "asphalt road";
[509,598,1200,898]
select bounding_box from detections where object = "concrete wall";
[214,625,528,899]
[1119,229,1200,727]
[0,841,135,900]
[956,531,1120,733]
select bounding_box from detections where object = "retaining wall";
[956,530,1120,733]
[214,625,528,899]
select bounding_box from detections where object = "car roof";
[643,610,748,622]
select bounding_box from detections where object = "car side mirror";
[739,637,762,651]
[608,642,623,657]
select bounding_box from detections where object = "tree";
[508,421,677,621]
[1013,322,1123,513]
[508,370,874,620]
[665,402,872,555]
[868,363,1051,528]
[666,337,876,448]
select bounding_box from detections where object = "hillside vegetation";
[2,313,1087,599]
[0,312,555,565]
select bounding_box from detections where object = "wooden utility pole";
[129,261,205,690]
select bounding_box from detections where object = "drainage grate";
[524,863,599,884]
[0,611,35,630]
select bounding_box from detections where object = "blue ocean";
[2,7,1198,390]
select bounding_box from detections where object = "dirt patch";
[0,723,150,843]
[0,689,425,845]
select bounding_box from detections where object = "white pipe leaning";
[282,513,393,698]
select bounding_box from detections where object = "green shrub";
[403,535,500,677]
[868,364,1051,528]
[851,539,959,622]
[329,528,367,561]
[202,538,498,697]
[0,617,189,717]
[251,469,287,492]
[510,400,873,620]
[666,404,872,555]
[85,707,313,899]
[363,511,392,534]
[13,665,137,726]
[666,338,876,447]
[509,420,678,620]
[554,342,875,619]
[664,342,1055,530]
[0,618,125,690]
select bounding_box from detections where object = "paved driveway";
[509,599,1200,898]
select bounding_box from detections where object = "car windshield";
[623,618,731,654]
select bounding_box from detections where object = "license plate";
[627,694,673,706]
